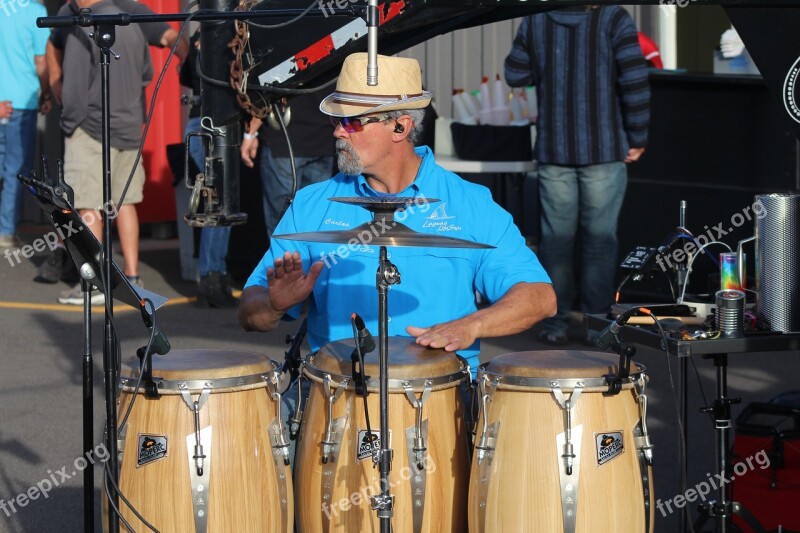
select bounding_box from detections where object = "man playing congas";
[237,52,555,376]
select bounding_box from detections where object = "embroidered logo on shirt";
[324,218,351,227]
[423,203,462,232]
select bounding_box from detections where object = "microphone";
[366,0,378,86]
[352,313,376,354]
[595,307,640,350]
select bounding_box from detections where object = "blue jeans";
[186,117,231,275]
[0,109,37,236]
[259,145,333,237]
[537,162,627,335]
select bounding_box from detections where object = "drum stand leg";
[373,245,400,533]
[692,353,764,533]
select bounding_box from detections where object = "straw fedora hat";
[319,53,432,117]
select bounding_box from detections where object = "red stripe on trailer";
[295,34,336,71]
[380,0,406,25]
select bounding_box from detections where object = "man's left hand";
[625,147,645,163]
[407,319,478,352]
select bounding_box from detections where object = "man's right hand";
[267,251,324,313]
[0,101,12,119]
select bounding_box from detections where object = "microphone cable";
[637,308,700,533]
[117,6,199,207]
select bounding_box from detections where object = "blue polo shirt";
[246,146,551,371]
[0,1,49,110]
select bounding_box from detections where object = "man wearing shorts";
[47,0,187,304]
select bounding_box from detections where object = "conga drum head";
[469,350,653,533]
[111,349,293,532]
[483,350,645,391]
[120,349,279,393]
[296,336,470,532]
[305,336,466,391]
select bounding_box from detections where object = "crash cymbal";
[329,196,440,213]
[273,220,494,249]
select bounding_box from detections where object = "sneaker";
[0,234,20,248]
[197,271,237,308]
[126,275,144,289]
[58,283,105,306]
[34,247,68,284]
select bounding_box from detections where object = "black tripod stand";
[693,353,765,533]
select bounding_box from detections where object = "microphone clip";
[136,344,162,400]
[603,340,636,396]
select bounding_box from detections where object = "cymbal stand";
[373,243,401,533]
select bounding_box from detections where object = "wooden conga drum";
[294,337,470,532]
[468,350,654,533]
[111,349,293,532]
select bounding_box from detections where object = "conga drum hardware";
[402,380,433,469]
[474,375,499,465]
[633,378,655,466]
[320,373,351,464]
[287,362,308,440]
[469,351,655,533]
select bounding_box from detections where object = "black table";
[586,314,800,533]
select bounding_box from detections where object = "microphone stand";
[91,22,122,533]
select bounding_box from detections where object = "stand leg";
[680,356,689,533]
[693,353,747,533]
[82,280,94,533]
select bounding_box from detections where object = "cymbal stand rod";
[374,245,400,532]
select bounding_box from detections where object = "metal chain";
[228,0,270,119]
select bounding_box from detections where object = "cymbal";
[329,196,440,213]
[273,221,494,249]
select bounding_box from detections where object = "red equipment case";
[732,392,800,532]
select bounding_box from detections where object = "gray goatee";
[336,139,364,176]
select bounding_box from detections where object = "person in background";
[47,0,188,305]
[180,29,236,308]
[0,0,51,249]
[505,5,650,345]
[240,90,335,238]
[638,32,663,69]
